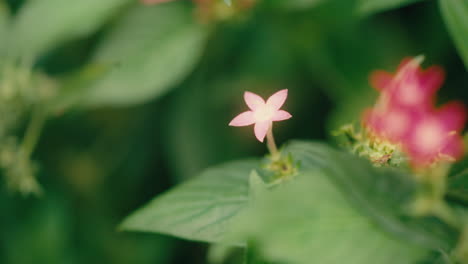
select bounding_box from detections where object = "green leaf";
[120,159,258,243]
[356,0,422,16]
[82,3,208,107]
[219,142,457,264]
[226,172,428,264]
[121,140,456,257]
[283,141,456,251]
[248,170,267,200]
[9,0,130,58]
[439,0,468,70]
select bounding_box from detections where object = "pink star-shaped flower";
[229,89,292,142]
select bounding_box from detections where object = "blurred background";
[0,0,466,263]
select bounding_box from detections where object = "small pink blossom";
[363,57,466,167]
[363,106,417,142]
[229,89,292,142]
[370,57,445,111]
[404,103,466,165]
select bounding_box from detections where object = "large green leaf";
[439,0,468,70]
[121,140,455,256]
[283,141,456,251]
[120,160,258,243]
[82,3,208,107]
[356,0,422,16]
[216,142,457,264]
[223,172,428,264]
[9,0,130,58]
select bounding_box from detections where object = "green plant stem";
[21,106,46,158]
[266,125,280,161]
[432,201,461,230]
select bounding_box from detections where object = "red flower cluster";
[363,57,466,167]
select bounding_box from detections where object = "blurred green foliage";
[0,0,466,263]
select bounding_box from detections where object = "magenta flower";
[363,106,417,142]
[404,103,466,165]
[363,57,466,167]
[370,57,444,110]
[229,89,292,142]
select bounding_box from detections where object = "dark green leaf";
[82,3,208,107]
[439,0,468,70]
[120,160,258,243]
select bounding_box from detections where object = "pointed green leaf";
[121,140,456,260]
[439,0,468,70]
[221,142,457,264]
[82,3,208,107]
[120,160,258,243]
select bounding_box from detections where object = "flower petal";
[254,121,270,142]
[244,92,265,110]
[272,110,292,121]
[229,111,255,126]
[266,89,288,110]
[441,134,464,160]
[438,101,466,131]
[420,66,445,94]
[369,70,393,91]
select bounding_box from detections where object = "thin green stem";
[266,125,280,161]
[21,106,46,157]
[433,201,461,230]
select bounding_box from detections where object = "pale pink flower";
[229,89,292,142]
